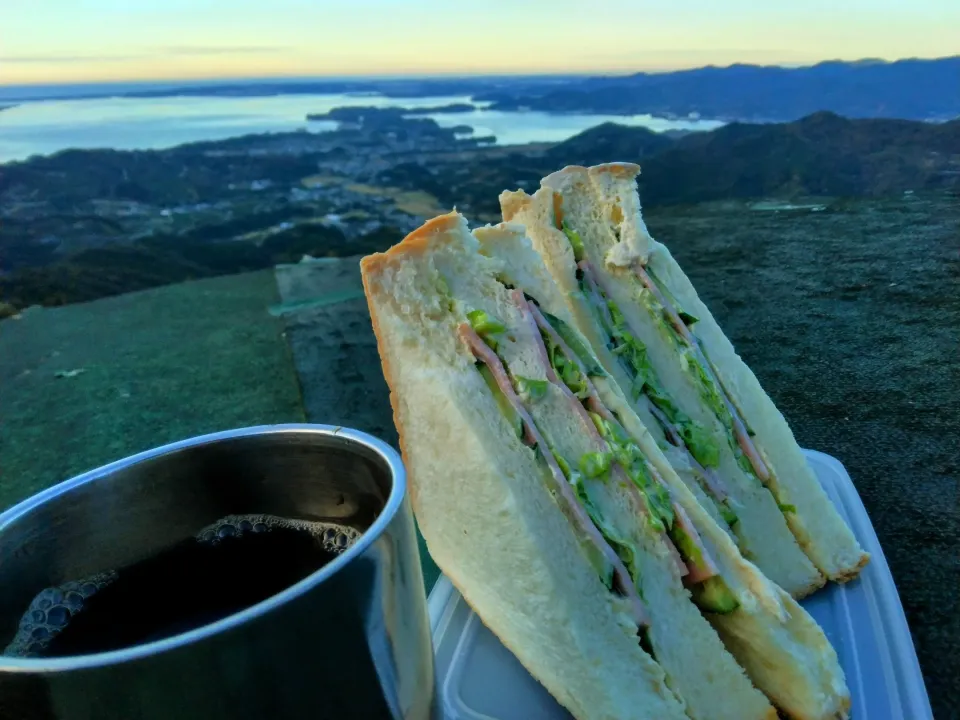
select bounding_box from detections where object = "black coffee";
[4,514,361,658]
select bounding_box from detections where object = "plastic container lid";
[427,450,933,720]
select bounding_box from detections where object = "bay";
[0,93,722,163]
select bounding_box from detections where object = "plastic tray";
[427,450,932,720]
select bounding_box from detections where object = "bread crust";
[499,189,533,222]
[832,552,871,583]
[588,162,642,179]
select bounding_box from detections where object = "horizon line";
[1,54,956,89]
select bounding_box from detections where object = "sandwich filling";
[459,289,740,627]
[561,221,795,523]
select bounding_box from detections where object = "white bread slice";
[475,222,851,720]
[500,174,843,596]
[361,215,688,720]
[362,213,776,720]
[582,163,868,583]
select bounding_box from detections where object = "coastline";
[0,93,722,164]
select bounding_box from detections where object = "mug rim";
[0,423,406,674]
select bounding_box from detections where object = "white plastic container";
[427,450,933,720]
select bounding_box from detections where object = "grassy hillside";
[0,271,305,509]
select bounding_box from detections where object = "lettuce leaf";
[591,414,675,532]
[539,327,590,398]
[540,309,607,377]
[515,375,548,401]
[676,417,721,468]
[561,221,585,262]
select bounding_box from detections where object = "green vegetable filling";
[589,414,675,533]
[590,292,722,471]
[561,221,585,262]
[681,347,732,430]
[638,282,771,495]
[467,309,506,349]
[579,451,612,479]
[515,375,548,401]
[570,471,640,586]
[538,322,593,399]
[676,416,721,468]
[539,309,607,377]
[719,502,740,528]
[472,330,642,597]
[590,414,737,615]
[646,267,699,326]
[473,296,738,618]
[668,525,705,572]
[690,575,740,614]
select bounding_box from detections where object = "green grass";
[0,270,305,510]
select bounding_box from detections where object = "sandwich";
[361,212,850,720]
[498,163,869,597]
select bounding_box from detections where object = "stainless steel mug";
[0,425,438,720]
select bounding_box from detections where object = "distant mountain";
[425,112,960,215]
[637,112,960,204]
[543,123,675,167]
[0,76,576,104]
[4,56,956,123]
[476,57,960,122]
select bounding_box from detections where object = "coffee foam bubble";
[4,515,360,658]
[195,514,361,553]
[4,572,117,658]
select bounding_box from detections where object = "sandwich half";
[362,213,850,720]
[499,164,869,596]
[475,221,850,720]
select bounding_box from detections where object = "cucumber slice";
[690,575,740,614]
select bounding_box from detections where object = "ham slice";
[459,323,650,628]
[526,300,617,426]
[512,292,605,444]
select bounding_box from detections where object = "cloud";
[159,46,285,56]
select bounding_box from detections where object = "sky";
[1,0,958,85]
